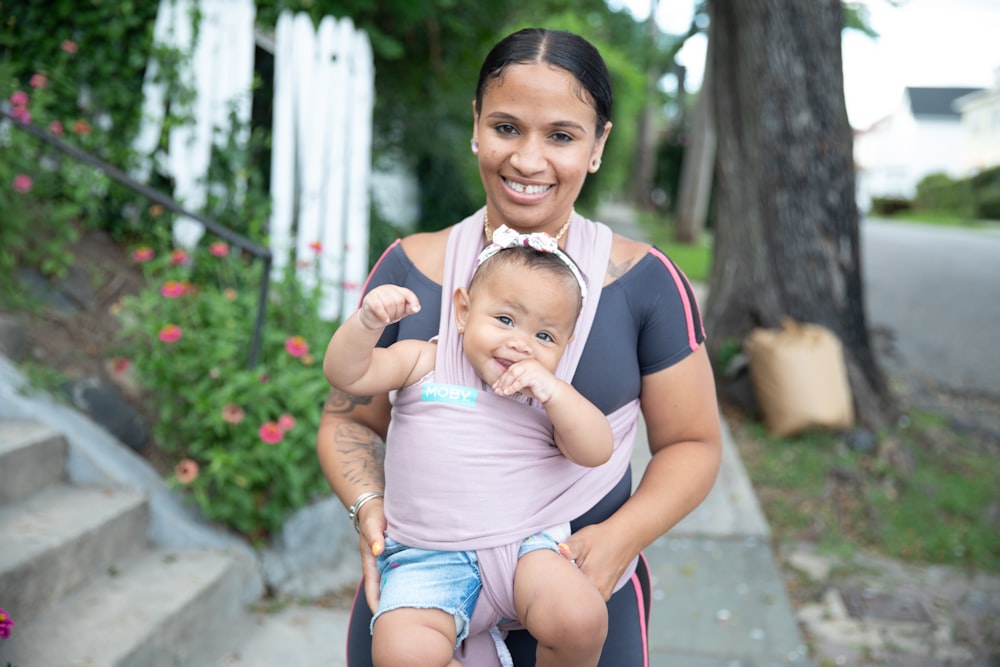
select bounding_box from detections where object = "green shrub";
[0,46,108,286]
[974,187,1000,221]
[969,164,1000,193]
[869,197,912,216]
[969,166,1000,221]
[914,172,973,216]
[114,242,335,544]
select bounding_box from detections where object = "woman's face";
[473,62,611,236]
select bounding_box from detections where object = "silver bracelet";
[347,491,384,533]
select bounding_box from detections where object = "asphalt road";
[861,218,1000,398]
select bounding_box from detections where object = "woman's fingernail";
[558,543,571,557]
[372,541,384,556]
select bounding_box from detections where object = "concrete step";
[0,482,148,625]
[0,418,67,504]
[0,547,252,667]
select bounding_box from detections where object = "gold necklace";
[484,209,574,243]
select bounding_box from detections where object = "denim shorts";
[518,525,569,557]
[372,538,483,646]
[372,528,568,645]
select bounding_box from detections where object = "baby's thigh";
[513,548,607,641]
[372,606,459,667]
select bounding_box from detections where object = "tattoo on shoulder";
[336,422,386,486]
[323,388,372,415]
[607,256,636,280]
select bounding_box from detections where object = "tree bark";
[630,0,661,210]
[674,30,715,244]
[705,0,894,427]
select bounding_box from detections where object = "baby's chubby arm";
[494,361,613,468]
[323,285,428,394]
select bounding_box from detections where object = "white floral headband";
[475,225,588,302]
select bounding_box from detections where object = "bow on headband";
[475,225,588,301]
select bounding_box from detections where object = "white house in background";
[954,67,1000,173]
[854,86,982,211]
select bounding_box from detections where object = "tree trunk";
[705,0,894,427]
[630,0,660,210]
[674,30,716,244]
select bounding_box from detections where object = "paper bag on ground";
[744,318,855,437]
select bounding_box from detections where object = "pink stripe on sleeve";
[648,247,701,352]
[357,239,402,308]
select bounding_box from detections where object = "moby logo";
[421,383,478,408]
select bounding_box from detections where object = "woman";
[317,27,722,666]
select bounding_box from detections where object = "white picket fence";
[133,1,374,322]
[270,11,374,322]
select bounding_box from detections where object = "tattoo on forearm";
[323,388,373,415]
[335,422,386,487]
[607,257,636,280]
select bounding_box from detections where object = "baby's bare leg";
[371,607,462,667]
[514,549,608,667]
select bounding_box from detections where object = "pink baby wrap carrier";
[382,210,641,666]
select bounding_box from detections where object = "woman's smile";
[503,178,552,197]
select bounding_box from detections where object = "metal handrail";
[1,107,272,367]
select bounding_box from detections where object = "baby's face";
[456,263,578,386]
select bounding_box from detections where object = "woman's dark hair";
[474,28,612,138]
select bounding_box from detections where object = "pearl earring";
[590,157,602,171]
[471,138,479,154]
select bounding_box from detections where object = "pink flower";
[49,120,64,136]
[209,241,229,257]
[223,288,237,301]
[110,357,131,374]
[132,246,154,263]
[72,119,91,135]
[12,108,31,124]
[170,248,189,265]
[160,280,186,299]
[309,240,322,253]
[29,73,48,89]
[174,459,199,484]
[9,90,28,107]
[284,335,309,358]
[158,324,182,343]
[259,422,284,445]
[221,404,245,424]
[0,606,14,639]
[13,174,33,193]
[61,40,78,54]
[277,413,296,432]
